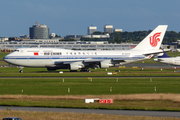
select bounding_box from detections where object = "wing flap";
[84,59,102,63]
[54,59,101,65]
[55,60,82,65]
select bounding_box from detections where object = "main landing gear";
[19,66,24,73]
[80,68,91,72]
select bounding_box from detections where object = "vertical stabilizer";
[133,25,168,51]
[158,53,170,58]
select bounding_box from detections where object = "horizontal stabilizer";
[158,53,170,58]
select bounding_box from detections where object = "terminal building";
[0,40,136,50]
[83,34,110,39]
[29,22,49,39]
[0,40,176,51]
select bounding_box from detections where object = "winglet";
[133,25,168,51]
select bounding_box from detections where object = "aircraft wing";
[143,50,164,56]
[113,57,141,61]
[84,59,103,63]
[55,59,105,65]
[54,60,83,65]
[54,57,143,66]
[112,59,125,62]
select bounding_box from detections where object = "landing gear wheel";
[80,68,91,72]
[70,70,77,72]
[19,66,24,73]
[19,70,23,73]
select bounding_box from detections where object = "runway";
[0,106,180,118]
[0,76,180,79]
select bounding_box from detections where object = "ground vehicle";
[2,117,22,120]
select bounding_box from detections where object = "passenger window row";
[44,52,97,55]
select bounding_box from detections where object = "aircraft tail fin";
[133,25,168,51]
[158,53,170,58]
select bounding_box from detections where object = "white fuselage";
[155,57,180,66]
[3,48,150,68]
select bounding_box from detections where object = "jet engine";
[69,62,84,70]
[99,61,114,68]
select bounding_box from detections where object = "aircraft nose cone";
[3,56,7,61]
[3,55,10,63]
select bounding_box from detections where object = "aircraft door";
[48,52,54,66]
[27,56,30,61]
[169,59,174,65]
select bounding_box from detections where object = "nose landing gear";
[19,66,24,73]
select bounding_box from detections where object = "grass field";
[0,78,179,95]
[0,67,180,77]
[0,77,180,111]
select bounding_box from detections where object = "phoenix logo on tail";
[150,32,161,47]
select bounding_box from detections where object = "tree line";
[80,31,180,44]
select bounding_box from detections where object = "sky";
[0,0,180,37]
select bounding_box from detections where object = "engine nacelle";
[69,63,84,70]
[99,61,113,68]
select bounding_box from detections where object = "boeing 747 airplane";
[154,52,180,65]
[3,25,168,72]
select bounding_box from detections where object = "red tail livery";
[150,32,161,47]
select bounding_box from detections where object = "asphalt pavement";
[0,106,179,118]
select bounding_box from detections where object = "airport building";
[19,35,30,39]
[29,23,49,39]
[88,26,97,35]
[114,29,123,32]
[51,33,56,38]
[83,34,110,39]
[104,25,113,33]
[0,38,8,42]
[0,40,136,50]
[0,40,176,51]
[64,35,82,40]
